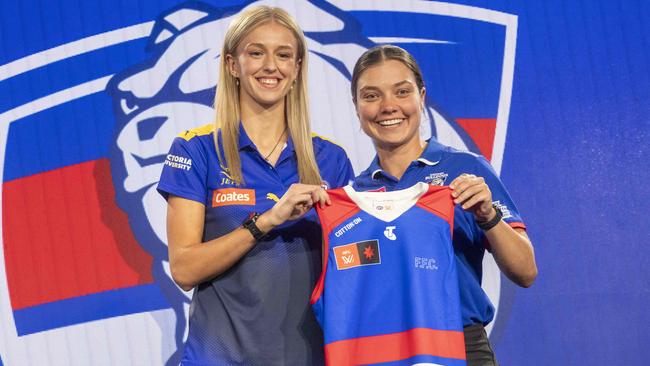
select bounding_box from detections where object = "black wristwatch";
[242,212,266,241]
[476,204,503,231]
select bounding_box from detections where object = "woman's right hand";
[263,184,330,228]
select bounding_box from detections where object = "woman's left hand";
[449,173,495,221]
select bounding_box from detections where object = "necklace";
[263,127,287,162]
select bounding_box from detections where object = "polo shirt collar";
[238,122,295,155]
[238,123,255,151]
[366,138,446,180]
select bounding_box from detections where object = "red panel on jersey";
[325,327,465,365]
[3,159,153,310]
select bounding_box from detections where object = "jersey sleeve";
[156,136,208,205]
[470,155,526,230]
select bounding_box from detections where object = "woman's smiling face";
[355,59,426,151]
[227,21,300,110]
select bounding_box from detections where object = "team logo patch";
[212,188,255,207]
[424,172,448,186]
[333,240,381,270]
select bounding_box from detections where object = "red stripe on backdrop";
[456,118,496,161]
[2,159,153,310]
[325,328,465,365]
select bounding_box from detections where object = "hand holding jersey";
[449,173,536,288]
[260,183,331,229]
[449,173,495,222]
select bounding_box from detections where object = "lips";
[376,118,405,126]
[256,77,280,88]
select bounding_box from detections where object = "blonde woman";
[157,6,353,365]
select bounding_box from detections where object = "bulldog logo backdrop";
[1,1,648,365]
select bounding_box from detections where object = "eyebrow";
[244,43,295,51]
[393,80,415,88]
[359,80,415,92]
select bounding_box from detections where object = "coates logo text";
[212,188,255,207]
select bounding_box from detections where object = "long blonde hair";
[214,5,322,185]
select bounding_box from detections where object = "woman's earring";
[235,78,240,86]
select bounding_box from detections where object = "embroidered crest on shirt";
[424,172,448,186]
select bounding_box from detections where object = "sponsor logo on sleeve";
[333,240,381,270]
[164,154,192,171]
[212,188,255,207]
[493,200,512,219]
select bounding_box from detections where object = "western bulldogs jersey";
[354,138,527,327]
[157,123,353,365]
[311,182,466,366]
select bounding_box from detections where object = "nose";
[379,94,398,115]
[263,54,277,73]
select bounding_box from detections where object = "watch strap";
[243,212,266,241]
[477,204,503,231]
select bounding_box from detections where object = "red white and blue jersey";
[311,182,466,366]
[157,123,353,366]
[353,139,527,327]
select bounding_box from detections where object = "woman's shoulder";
[310,132,347,156]
[172,124,217,152]
[444,148,500,180]
[176,123,216,143]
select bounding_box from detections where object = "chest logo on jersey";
[384,226,397,241]
[212,188,255,207]
[219,168,236,186]
[266,193,280,202]
[333,240,381,270]
[424,172,448,186]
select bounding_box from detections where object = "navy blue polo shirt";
[353,138,526,327]
[157,123,353,366]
